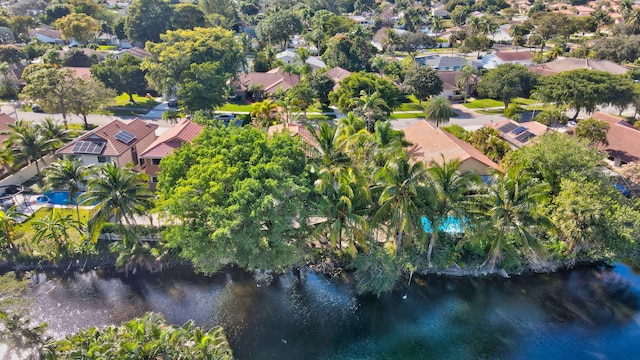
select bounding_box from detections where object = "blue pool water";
[422,216,465,233]
[37,191,84,205]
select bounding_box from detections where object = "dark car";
[32,104,43,113]
[167,99,178,107]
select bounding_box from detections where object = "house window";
[152,158,161,166]
[97,156,107,163]
[152,176,158,183]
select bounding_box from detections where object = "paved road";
[391,104,507,131]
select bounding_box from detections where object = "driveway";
[141,101,172,120]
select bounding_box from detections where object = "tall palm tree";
[37,117,72,153]
[424,96,456,128]
[431,16,443,37]
[424,158,478,266]
[4,122,55,180]
[467,16,482,36]
[374,154,429,255]
[352,90,388,132]
[307,121,349,168]
[42,158,89,223]
[467,168,552,269]
[455,65,477,103]
[80,163,155,239]
[313,167,370,255]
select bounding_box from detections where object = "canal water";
[25,264,640,359]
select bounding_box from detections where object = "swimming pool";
[37,191,85,206]
[422,216,465,233]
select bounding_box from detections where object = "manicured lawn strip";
[217,102,254,112]
[113,93,159,109]
[399,102,424,111]
[391,113,426,119]
[15,207,94,257]
[464,97,538,109]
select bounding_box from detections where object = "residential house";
[60,67,91,81]
[403,120,501,175]
[482,51,534,69]
[268,123,317,157]
[530,58,629,75]
[416,55,482,71]
[432,8,451,19]
[324,66,352,91]
[139,119,203,189]
[56,119,158,169]
[276,50,327,73]
[490,24,514,43]
[0,113,14,146]
[234,67,301,99]
[348,14,373,26]
[121,47,150,60]
[436,71,479,100]
[29,29,64,44]
[591,112,640,167]
[488,120,551,149]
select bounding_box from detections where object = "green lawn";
[391,112,425,119]
[399,102,424,111]
[217,102,254,112]
[463,97,537,109]
[15,207,94,258]
[113,93,159,109]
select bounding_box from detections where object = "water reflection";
[25,265,640,360]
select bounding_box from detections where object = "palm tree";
[374,154,429,255]
[313,167,370,255]
[42,158,89,223]
[351,91,389,132]
[32,211,80,258]
[455,65,477,103]
[424,158,478,267]
[467,17,482,36]
[250,99,279,128]
[4,122,55,180]
[0,206,24,249]
[467,168,552,269]
[80,163,155,238]
[307,122,349,168]
[424,96,456,128]
[37,117,72,153]
[431,16,443,37]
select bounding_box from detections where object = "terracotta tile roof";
[139,119,203,159]
[124,47,149,59]
[436,71,478,89]
[495,51,534,62]
[592,112,640,163]
[29,29,62,40]
[268,123,317,156]
[403,120,501,172]
[0,113,14,145]
[236,68,301,94]
[489,120,551,147]
[530,58,628,75]
[57,119,158,157]
[60,67,91,81]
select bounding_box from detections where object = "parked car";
[214,113,235,121]
[167,99,178,107]
[32,104,43,113]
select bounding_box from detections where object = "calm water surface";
[26,264,640,359]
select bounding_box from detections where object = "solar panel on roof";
[497,123,518,133]
[514,131,536,143]
[511,126,527,135]
[72,141,105,154]
[115,130,136,144]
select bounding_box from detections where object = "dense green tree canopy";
[143,27,244,97]
[402,65,443,104]
[55,13,100,44]
[478,63,538,108]
[256,10,303,47]
[158,126,312,273]
[91,54,148,103]
[125,0,173,44]
[172,3,207,30]
[536,70,635,119]
[573,117,610,146]
[323,27,377,72]
[330,72,401,114]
